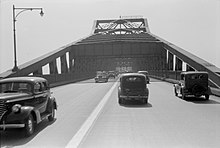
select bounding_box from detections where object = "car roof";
[121,73,146,77]
[181,71,208,75]
[138,71,148,73]
[0,76,47,83]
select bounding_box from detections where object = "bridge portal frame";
[1,17,219,91]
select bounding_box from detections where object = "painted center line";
[65,81,118,148]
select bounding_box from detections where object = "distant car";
[108,71,116,79]
[118,73,149,104]
[138,71,150,84]
[0,77,57,137]
[95,71,108,83]
[174,71,211,100]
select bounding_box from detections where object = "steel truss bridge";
[1,17,220,95]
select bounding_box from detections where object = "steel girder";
[92,17,150,34]
[150,33,220,88]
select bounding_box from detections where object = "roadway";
[1,78,220,148]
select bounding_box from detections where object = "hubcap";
[52,108,55,117]
[28,118,33,132]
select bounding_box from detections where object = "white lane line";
[65,81,118,148]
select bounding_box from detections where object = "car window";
[122,76,145,88]
[181,74,185,80]
[34,82,41,93]
[40,82,46,91]
[18,83,32,93]
[125,77,143,82]
[198,74,206,79]
[0,83,13,93]
[191,75,198,80]
[0,82,31,93]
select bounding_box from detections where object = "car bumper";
[120,95,148,100]
[183,90,210,96]
[95,78,108,82]
[0,122,25,130]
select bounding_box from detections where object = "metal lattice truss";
[92,17,150,34]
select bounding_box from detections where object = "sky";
[0,0,220,73]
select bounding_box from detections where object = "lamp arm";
[15,9,32,20]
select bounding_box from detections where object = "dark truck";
[0,77,57,137]
[174,71,211,100]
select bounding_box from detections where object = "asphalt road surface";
[1,78,220,148]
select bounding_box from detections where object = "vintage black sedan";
[174,71,211,100]
[118,73,149,104]
[0,77,57,137]
[94,71,108,83]
[138,70,150,84]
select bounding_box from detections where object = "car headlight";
[12,104,22,113]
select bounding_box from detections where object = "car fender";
[47,96,57,110]
[7,106,41,124]
[174,84,182,94]
[146,87,149,96]
[118,86,121,96]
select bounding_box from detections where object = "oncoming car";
[118,73,149,104]
[0,77,57,137]
[174,71,211,100]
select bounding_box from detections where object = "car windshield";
[122,76,146,88]
[0,82,32,93]
[187,74,208,80]
[97,71,107,77]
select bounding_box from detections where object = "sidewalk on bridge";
[149,75,220,97]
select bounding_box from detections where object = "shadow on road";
[182,97,220,104]
[0,119,56,148]
[120,102,152,108]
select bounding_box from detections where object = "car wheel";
[205,94,209,100]
[48,104,55,121]
[144,99,148,104]
[182,92,186,100]
[24,114,35,137]
[174,88,178,96]
[118,98,123,104]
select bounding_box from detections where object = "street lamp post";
[12,5,44,72]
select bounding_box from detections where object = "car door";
[34,82,49,114]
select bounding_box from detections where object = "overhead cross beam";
[92,17,150,34]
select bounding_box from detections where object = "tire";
[48,104,55,122]
[174,88,178,96]
[24,114,35,137]
[205,94,210,100]
[118,98,123,104]
[143,99,148,104]
[182,92,186,100]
